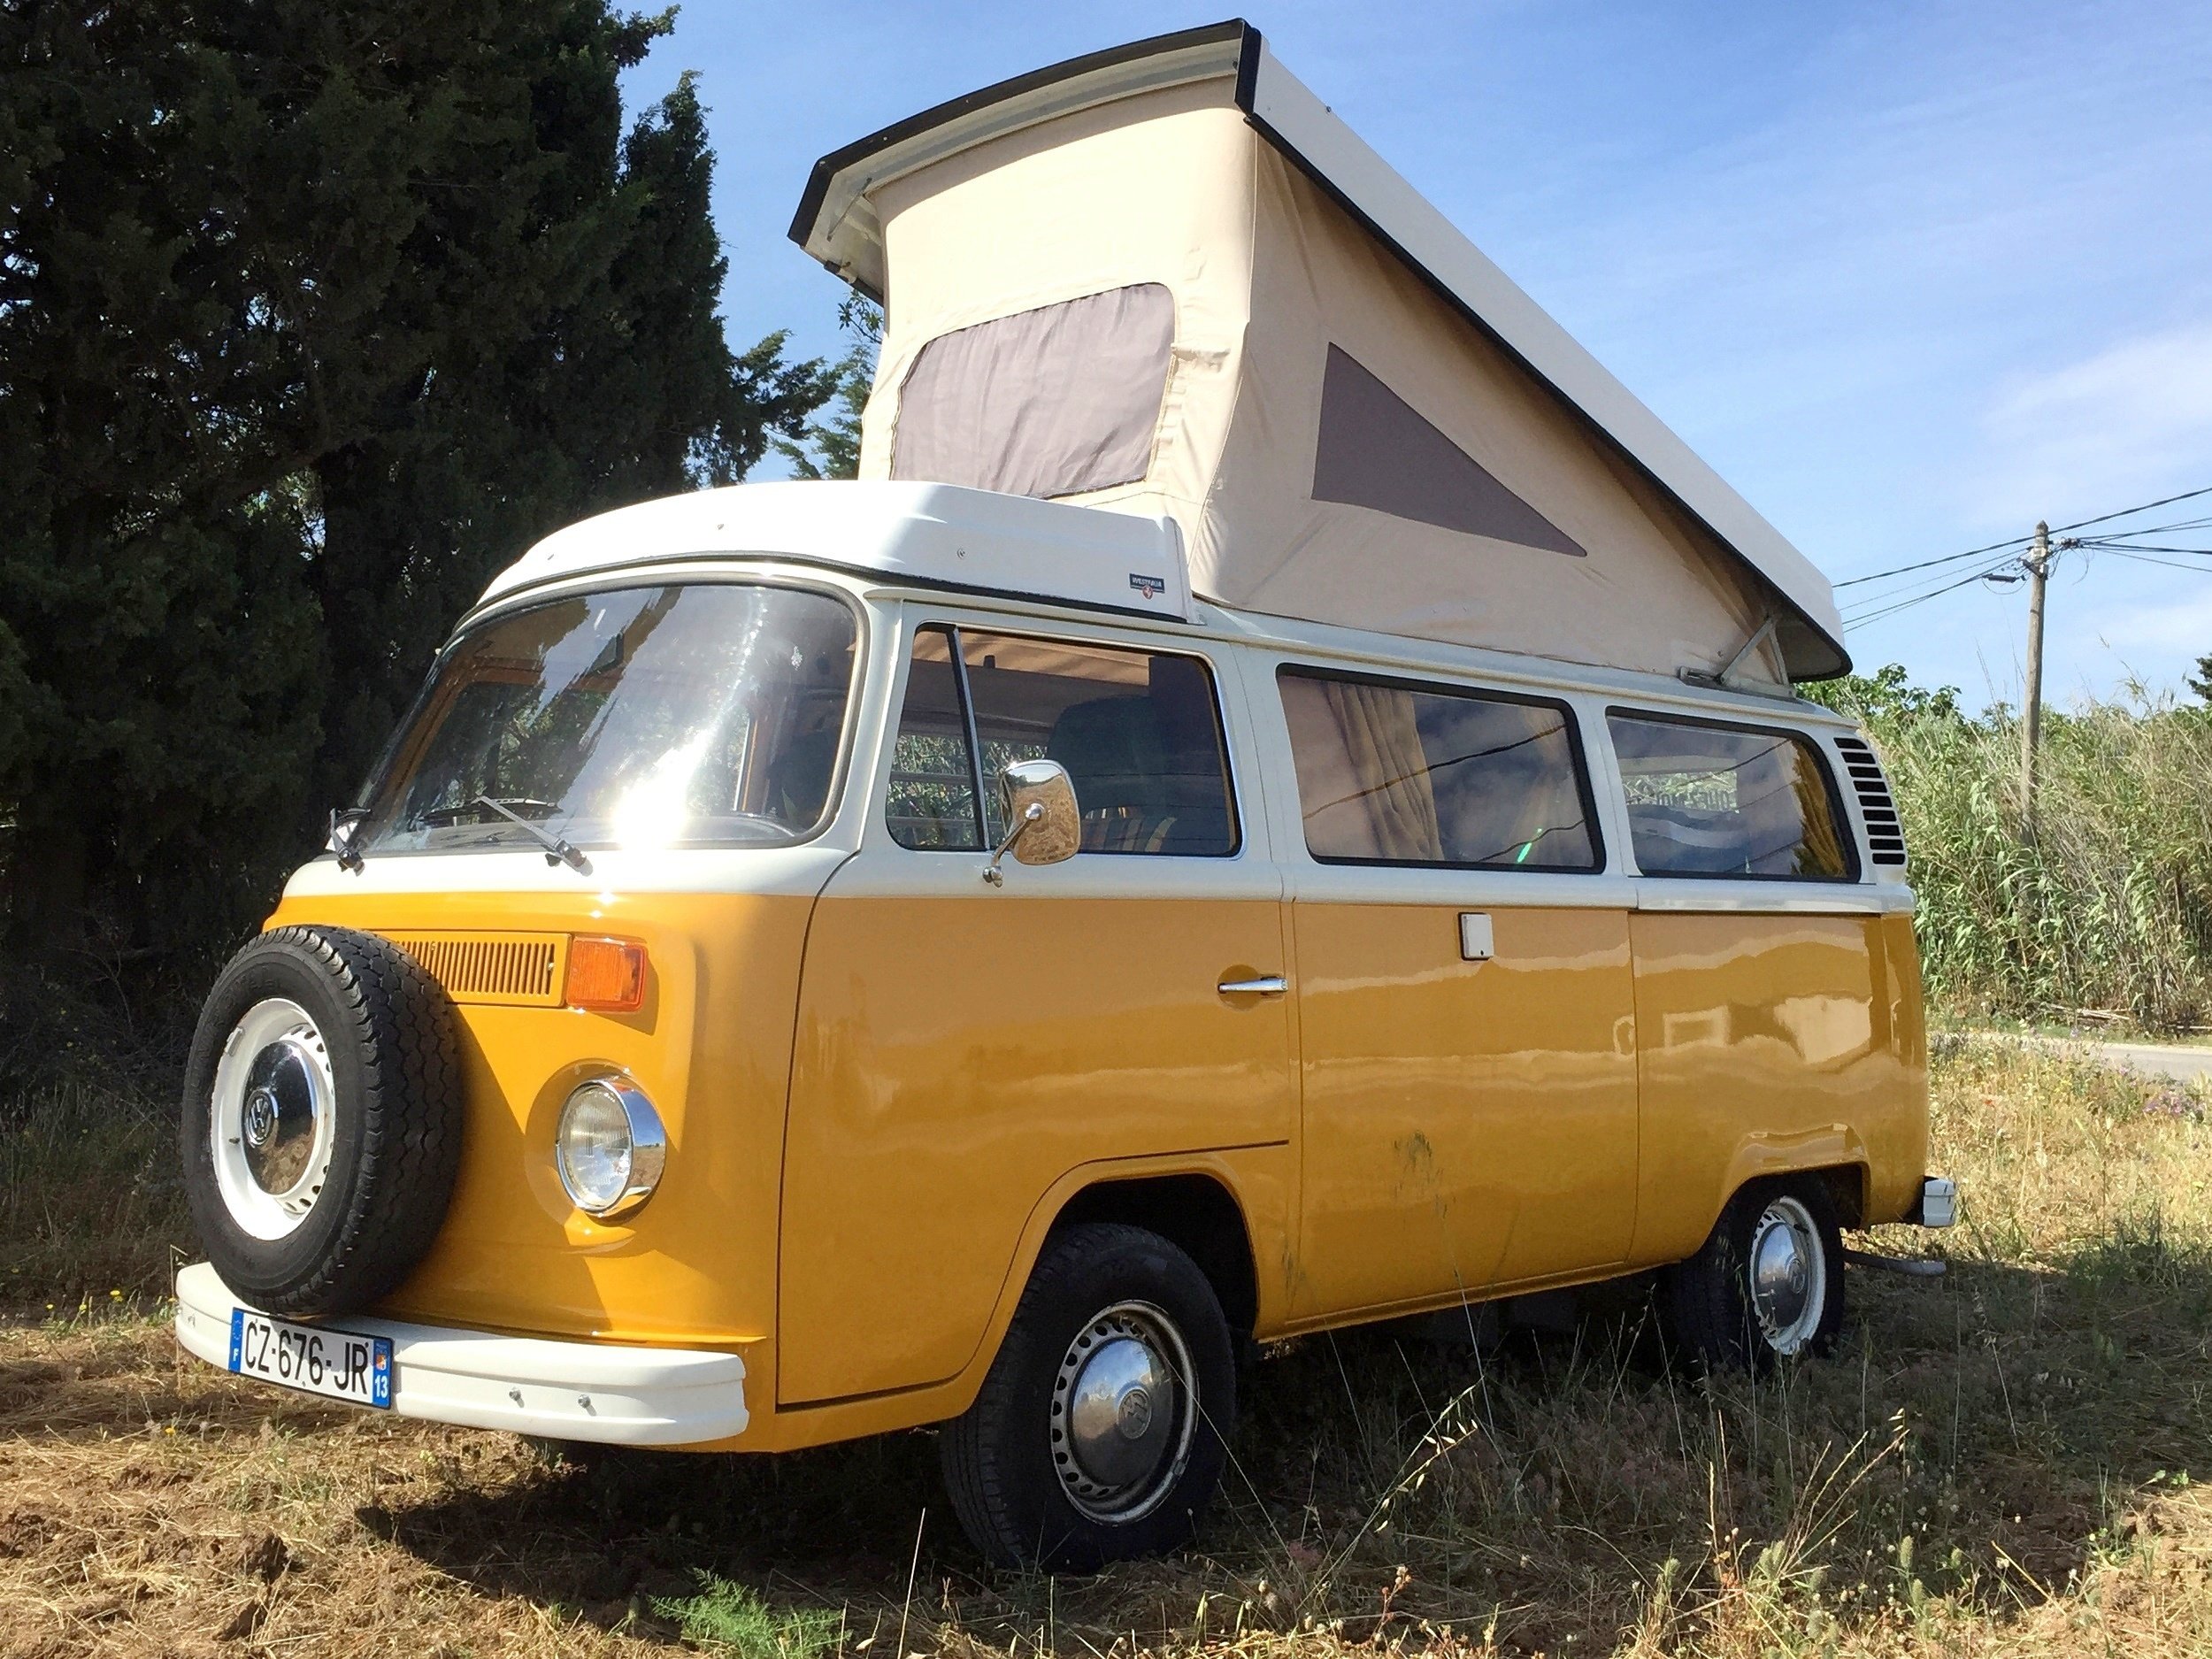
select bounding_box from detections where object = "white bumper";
[1911,1177,1957,1229]
[173,1262,749,1446]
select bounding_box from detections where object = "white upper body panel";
[479,479,1191,624]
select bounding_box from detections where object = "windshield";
[357,582,859,856]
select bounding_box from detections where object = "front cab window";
[357,582,859,856]
[886,624,1238,856]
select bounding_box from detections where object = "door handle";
[1217,974,1288,996]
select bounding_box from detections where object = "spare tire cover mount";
[211,997,338,1241]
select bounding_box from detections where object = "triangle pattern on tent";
[1311,346,1586,557]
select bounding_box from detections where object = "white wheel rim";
[1747,1194,1826,1356]
[210,998,338,1241]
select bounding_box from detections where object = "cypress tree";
[0,2,830,955]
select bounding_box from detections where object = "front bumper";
[173,1263,749,1447]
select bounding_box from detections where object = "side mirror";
[982,758,1080,884]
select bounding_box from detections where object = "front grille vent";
[383,933,565,1005]
[1832,735,1906,867]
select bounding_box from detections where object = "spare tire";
[180,925,463,1317]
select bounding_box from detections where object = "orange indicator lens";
[565,937,647,1012]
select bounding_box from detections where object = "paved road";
[2088,1041,2212,1085]
[1987,1032,2212,1086]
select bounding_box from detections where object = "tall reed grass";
[1813,669,2212,1033]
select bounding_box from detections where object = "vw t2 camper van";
[173,23,1953,1570]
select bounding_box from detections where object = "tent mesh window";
[891,284,1174,498]
[1310,345,1585,556]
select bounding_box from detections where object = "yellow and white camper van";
[173,22,1950,1569]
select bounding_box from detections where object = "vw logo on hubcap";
[1118,1383,1154,1440]
[1050,1302,1199,1524]
[242,1087,280,1149]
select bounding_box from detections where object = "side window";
[887,627,982,849]
[1278,668,1599,870]
[886,623,1239,857]
[1607,711,1855,879]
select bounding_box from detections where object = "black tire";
[180,926,462,1317]
[1663,1176,1845,1372]
[940,1223,1236,1571]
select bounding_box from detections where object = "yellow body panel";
[266,876,1928,1453]
[1288,903,1638,1317]
[265,890,810,1355]
[778,891,1295,1404]
[1626,907,1929,1264]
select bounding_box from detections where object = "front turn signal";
[565,936,648,1012]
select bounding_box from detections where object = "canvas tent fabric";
[792,21,1845,684]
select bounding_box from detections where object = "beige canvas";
[856,76,1793,686]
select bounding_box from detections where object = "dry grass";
[4,1039,2211,1656]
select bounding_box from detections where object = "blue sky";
[626,2,2212,707]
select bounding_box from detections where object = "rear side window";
[1607,711,1855,879]
[1278,668,1599,870]
[886,624,1238,856]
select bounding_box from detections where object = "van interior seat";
[1046,695,1179,852]
[1044,678,1230,856]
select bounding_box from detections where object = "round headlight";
[555,1078,666,1219]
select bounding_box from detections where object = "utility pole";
[2020,519,2051,841]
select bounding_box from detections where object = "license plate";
[227,1309,392,1409]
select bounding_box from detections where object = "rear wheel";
[940,1223,1235,1570]
[1664,1179,1845,1371]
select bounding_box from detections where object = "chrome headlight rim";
[555,1075,667,1221]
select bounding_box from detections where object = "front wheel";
[940,1223,1236,1570]
[1663,1178,1845,1371]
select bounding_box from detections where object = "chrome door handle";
[1217,974,1288,996]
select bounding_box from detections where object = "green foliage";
[2189,651,2212,704]
[654,1571,842,1659]
[0,2,832,956]
[774,298,879,481]
[1820,667,2212,1032]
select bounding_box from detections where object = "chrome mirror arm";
[328,807,368,874]
[981,801,1044,887]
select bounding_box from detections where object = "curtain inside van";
[1309,680,1442,861]
[1792,763,1847,876]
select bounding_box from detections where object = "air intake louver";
[381,933,565,1005]
[1832,735,1906,867]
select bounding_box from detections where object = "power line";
[1840,547,2026,622]
[2052,482,2212,534]
[2095,548,2212,575]
[2076,540,2212,556]
[2086,515,2212,539]
[1834,535,2032,589]
[1842,560,2023,630]
[1833,480,2212,591]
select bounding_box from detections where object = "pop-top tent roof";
[791,19,1847,684]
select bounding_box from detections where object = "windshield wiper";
[470,795,591,875]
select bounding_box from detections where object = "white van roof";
[478,480,1193,620]
[790,19,1847,685]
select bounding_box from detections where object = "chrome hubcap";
[211,1000,337,1241]
[1050,1301,1197,1523]
[1747,1195,1826,1355]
